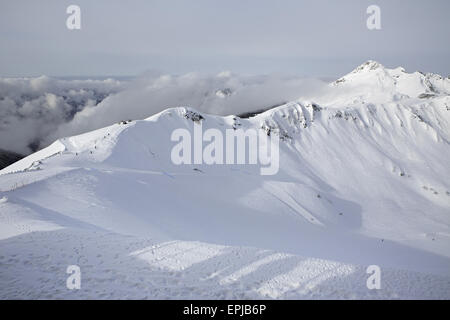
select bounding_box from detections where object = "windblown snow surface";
[1,61,449,299]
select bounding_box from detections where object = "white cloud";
[0,73,328,155]
[0,76,123,154]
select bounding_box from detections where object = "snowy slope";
[1,61,450,299]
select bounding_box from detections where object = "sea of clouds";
[0,72,328,155]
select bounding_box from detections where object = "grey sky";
[1,0,449,77]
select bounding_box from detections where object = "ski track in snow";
[1,229,449,299]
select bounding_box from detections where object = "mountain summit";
[332,60,450,100]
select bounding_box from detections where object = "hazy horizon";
[1,0,449,78]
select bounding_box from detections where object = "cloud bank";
[0,73,328,155]
[0,76,124,154]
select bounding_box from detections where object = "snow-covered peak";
[351,60,385,74]
[331,60,450,102]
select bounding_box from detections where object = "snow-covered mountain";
[331,60,449,101]
[1,61,449,299]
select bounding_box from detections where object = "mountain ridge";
[1,61,449,299]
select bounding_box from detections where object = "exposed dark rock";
[418,93,436,99]
[184,110,204,123]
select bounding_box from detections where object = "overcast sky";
[1,0,449,77]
